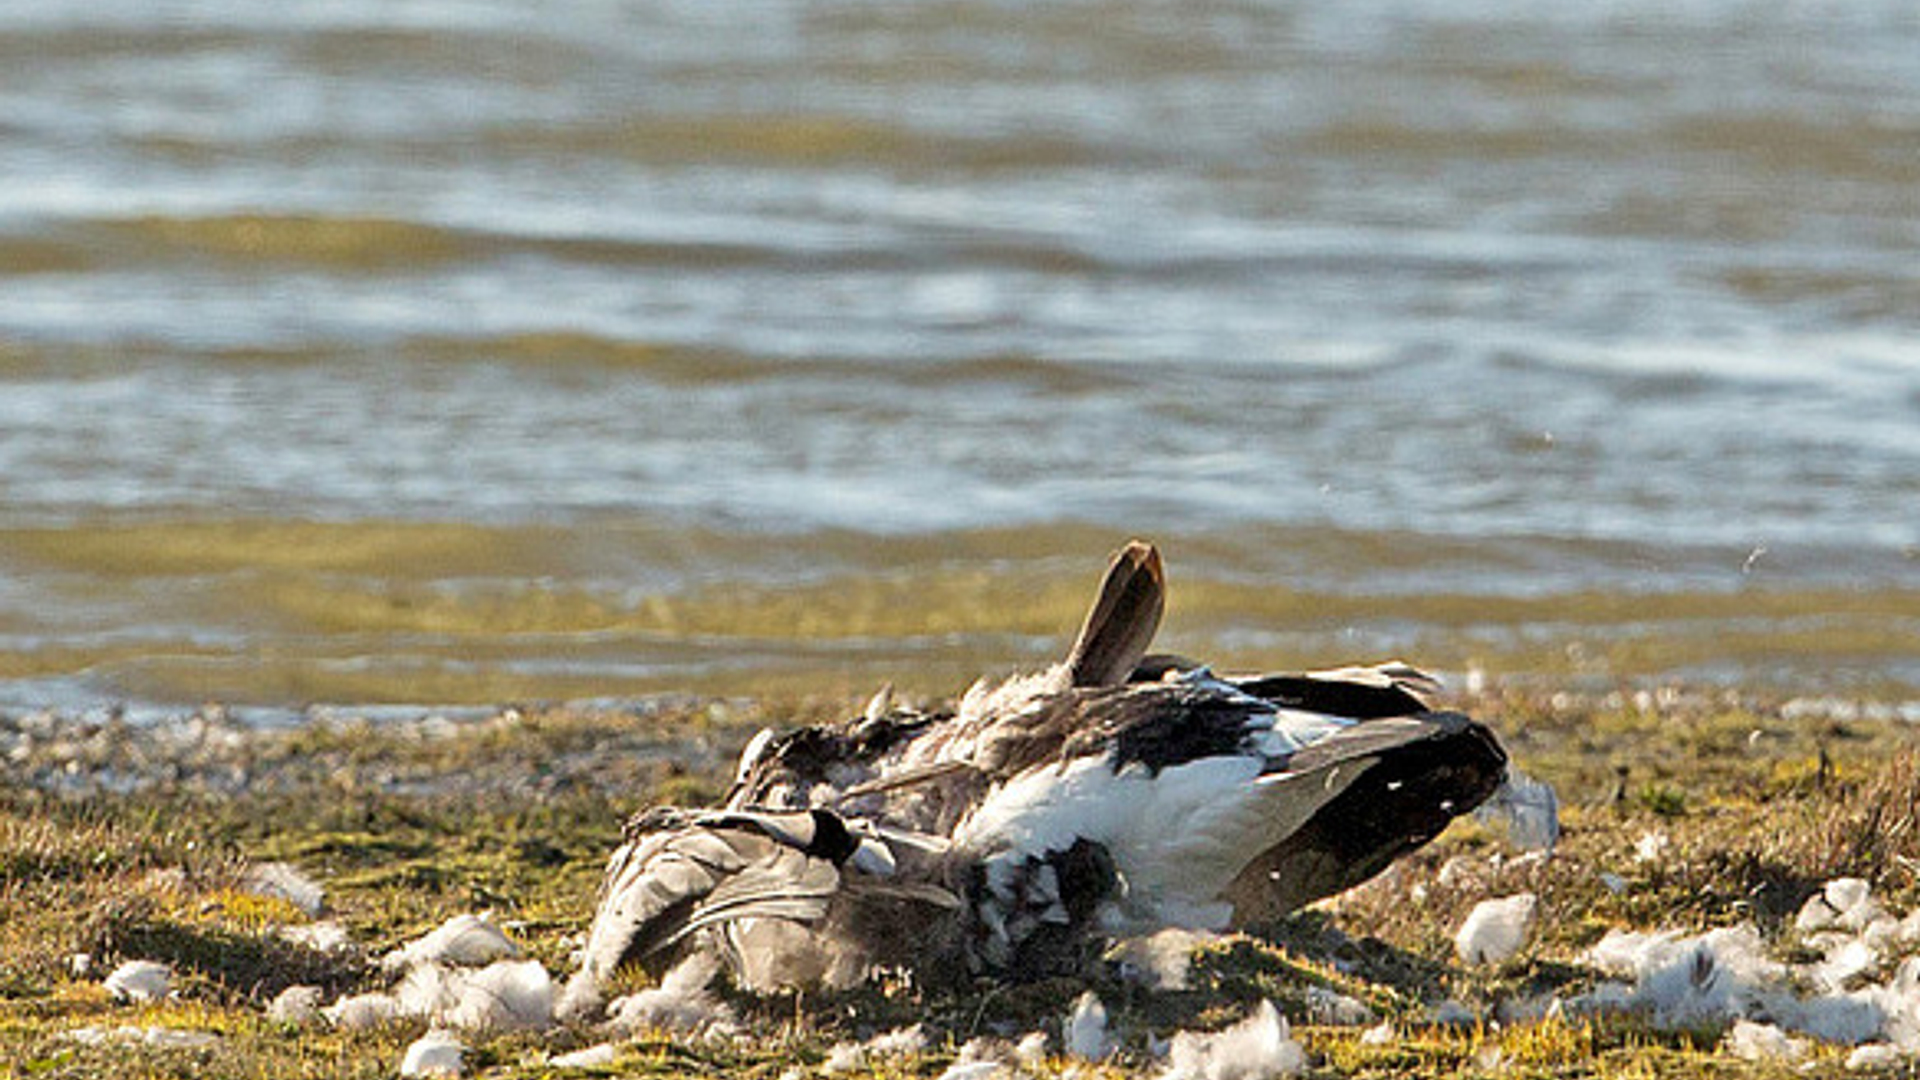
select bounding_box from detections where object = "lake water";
[2,0,1917,716]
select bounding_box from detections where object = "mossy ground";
[2,687,1918,1078]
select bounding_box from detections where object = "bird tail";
[1064,539,1165,688]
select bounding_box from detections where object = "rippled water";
[2,0,1917,714]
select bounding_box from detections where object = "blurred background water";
[2,0,1916,717]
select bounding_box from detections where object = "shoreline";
[5,682,1917,801]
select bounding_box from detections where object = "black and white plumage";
[564,541,1508,1011]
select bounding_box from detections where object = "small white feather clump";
[1798,878,1886,934]
[937,1035,1036,1080]
[550,1042,619,1069]
[1566,877,1920,1055]
[1159,1000,1304,1080]
[316,914,554,1034]
[278,920,353,954]
[1725,1019,1808,1063]
[1113,928,1215,991]
[1578,924,1785,1029]
[1633,830,1670,864]
[823,1024,929,1074]
[606,953,735,1036]
[314,912,553,1033]
[103,960,172,1003]
[1474,771,1560,852]
[242,861,326,916]
[383,913,520,973]
[67,1025,218,1049]
[1454,893,1537,965]
[399,1028,466,1078]
[392,960,553,1031]
[1064,991,1110,1061]
[1848,1043,1905,1071]
[445,959,554,1031]
[267,985,324,1024]
[323,992,403,1030]
[1303,985,1375,1027]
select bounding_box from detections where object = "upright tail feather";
[1063,539,1165,688]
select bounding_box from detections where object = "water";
[2,0,1917,714]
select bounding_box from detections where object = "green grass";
[2,688,1918,1077]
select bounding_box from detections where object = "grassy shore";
[3,686,1918,1078]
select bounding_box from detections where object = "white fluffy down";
[823,1024,929,1074]
[103,959,173,1003]
[1454,893,1538,965]
[399,1029,466,1078]
[266,984,324,1024]
[441,959,554,1031]
[550,1042,619,1069]
[606,953,734,1035]
[1724,1019,1808,1063]
[383,913,520,973]
[1474,770,1561,852]
[66,1025,218,1049]
[1113,928,1215,991]
[1159,1000,1305,1080]
[241,861,326,917]
[1064,991,1110,1061]
[1567,879,1920,1052]
[322,992,402,1030]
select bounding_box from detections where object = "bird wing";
[1228,710,1508,920]
[1228,661,1440,719]
[570,811,847,993]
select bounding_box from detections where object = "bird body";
[564,541,1510,1012]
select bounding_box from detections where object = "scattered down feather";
[1064,991,1110,1061]
[399,1029,465,1078]
[103,960,172,1003]
[1455,893,1538,965]
[383,913,519,974]
[1160,1000,1304,1080]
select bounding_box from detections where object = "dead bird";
[562,540,1508,1009]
